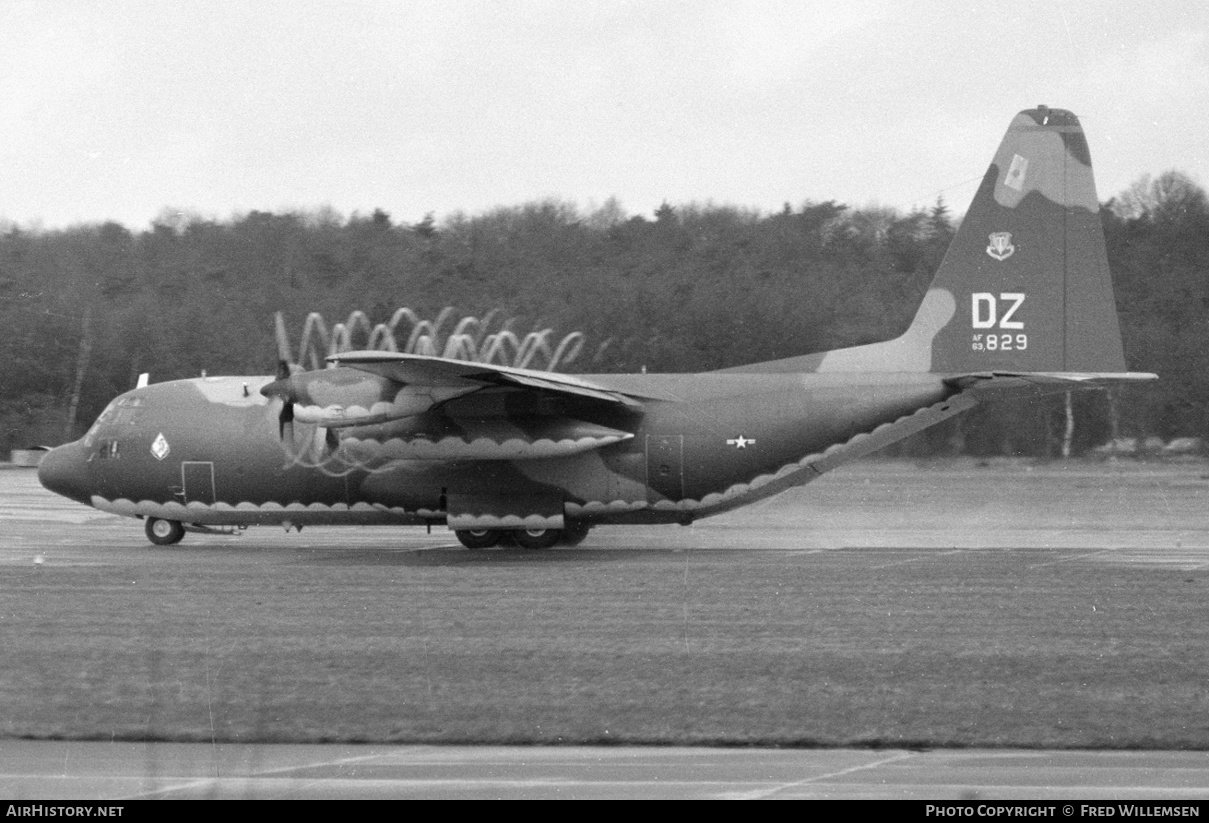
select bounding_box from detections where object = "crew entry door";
[182,461,216,506]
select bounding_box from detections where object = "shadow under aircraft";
[40,106,1156,548]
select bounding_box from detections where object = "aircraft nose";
[38,442,92,506]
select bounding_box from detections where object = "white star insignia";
[726,435,754,449]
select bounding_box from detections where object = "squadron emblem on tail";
[986,231,1015,261]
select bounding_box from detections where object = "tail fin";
[921,105,1125,374]
[732,106,1144,378]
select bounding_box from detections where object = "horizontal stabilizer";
[947,370,1158,395]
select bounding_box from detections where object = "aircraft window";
[94,402,116,424]
[84,401,119,444]
[95,439,120,459]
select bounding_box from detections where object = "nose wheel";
[145,517,185,546]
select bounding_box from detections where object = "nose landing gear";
[144,517,185,546]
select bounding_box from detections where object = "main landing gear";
[454,522,592,550]
[144,517,185,546]
[512,528,562,550]
[454,528,504,549]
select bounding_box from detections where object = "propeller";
[264,313,339,458]
[272,313,297,442]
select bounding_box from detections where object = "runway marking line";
[715,750,917,800]
[869,549,966,569]
[121,748,406,799]
[1026,549,1117,569]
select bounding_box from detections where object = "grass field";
[2,459,1208,748]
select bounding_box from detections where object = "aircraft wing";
[261,351,655,434]
[328,351,646,408]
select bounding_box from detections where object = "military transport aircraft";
[39,106,1156,548]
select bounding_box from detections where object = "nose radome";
[38,442,92,506]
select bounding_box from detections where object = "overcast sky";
[2,0,1206,230]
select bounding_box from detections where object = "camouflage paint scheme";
[38,108,1156,547]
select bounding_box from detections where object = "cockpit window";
[113,395,146,424]
[84,401,119,445]
[84,395,145,448]
[113,406,142,425]
[95,439,120,459]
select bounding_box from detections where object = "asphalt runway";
[4,459,1209,799]
[4,740,1209,799]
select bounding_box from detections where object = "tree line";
[1,171,1205,457]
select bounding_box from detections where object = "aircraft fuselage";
[39,371,956,532]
